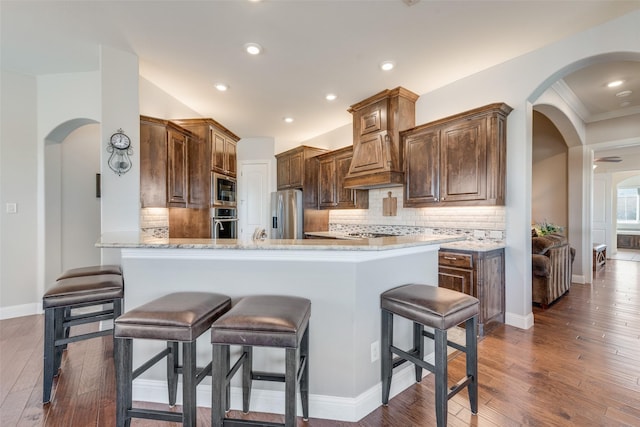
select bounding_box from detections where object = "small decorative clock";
[107,128,133,176]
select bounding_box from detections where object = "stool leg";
[43,307,56,403]
[53,307,65,373]
[113,298,123,318]
[115,337,133,427]
[182,340,197,427]
[434,328,448,427]
[211,343,226,427]
[242,345,252,413]
[300,324,310,421]
[381,309,393,405]
[466,315,479,415]
[167,341,179,407]
[413,322,424,382]
[285,347,297,427]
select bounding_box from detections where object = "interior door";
[239,161,270,240]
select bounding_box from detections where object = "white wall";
[139,76,202,119]
[0,70,39,317]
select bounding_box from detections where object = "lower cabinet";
[438,247,505,336]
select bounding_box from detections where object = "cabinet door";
[211,131,226,173]
[318,157,337,208]
[438,266,474,296]
[140,122,168,207]
[277,155,291,189]
[404,129,440,206]
[289,151,304,188]
[478,252,505,328]
[440,117,487,202]
[335,154,355,207]
[226,139,237,177]
[167,130,187,206]
[187,135,208,208]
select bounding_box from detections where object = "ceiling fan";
[594,156,622,163]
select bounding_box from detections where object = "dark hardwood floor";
[1,258,639,426]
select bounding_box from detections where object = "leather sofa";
[532,233,575,308]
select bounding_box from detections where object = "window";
[617,187,640,223]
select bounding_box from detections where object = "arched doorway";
[44,119,101,284]
[529,52,640,286]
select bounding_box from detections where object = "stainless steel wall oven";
[211,173,236,207]
[211,207,237,239]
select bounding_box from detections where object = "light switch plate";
[6,203,17,214]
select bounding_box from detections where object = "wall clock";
[107,128,133,176]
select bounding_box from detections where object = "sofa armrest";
[532,254,550,277]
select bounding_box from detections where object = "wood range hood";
[343,87,419,189]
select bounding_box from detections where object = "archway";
[529,52,640,286]
[44,118,101,284]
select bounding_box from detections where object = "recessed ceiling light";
[283,117,294,123]
[380,61,395,71]
[616,90,632,97]
[214,83,228,91]
[325,93,337,101]
[244,43,262,55]
[607,80,624,88]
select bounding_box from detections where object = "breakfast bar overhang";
[98,233,463,422]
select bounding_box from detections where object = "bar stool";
[211,295,311,427]
[380,284,479,427]
[114,292,231,427]
[42,272,124,403]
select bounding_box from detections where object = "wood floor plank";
[1,257,639,426]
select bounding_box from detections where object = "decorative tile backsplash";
[140,207,169,238]
[329,188,506,241]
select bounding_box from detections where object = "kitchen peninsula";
[98,232,463,422]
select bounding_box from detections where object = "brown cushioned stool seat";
[57,264,122,280]
[42,273,124,403]
[211,295,311,427]
[114,292,231,427]
[380,284,479,427]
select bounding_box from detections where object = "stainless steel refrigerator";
[270,189,303,239]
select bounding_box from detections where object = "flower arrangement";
[532,221,564,237]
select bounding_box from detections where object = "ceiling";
[2,0,640,149]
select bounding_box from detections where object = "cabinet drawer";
[439,251,473,268]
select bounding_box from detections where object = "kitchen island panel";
[118,245,439,421]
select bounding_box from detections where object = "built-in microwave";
[212,173,236,207]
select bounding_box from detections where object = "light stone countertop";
[305,231,505,252]
[97,231,465,251]
[439,240,506,252]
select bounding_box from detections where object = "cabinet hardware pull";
[444,256,457,260]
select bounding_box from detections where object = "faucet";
[213,219,224,238]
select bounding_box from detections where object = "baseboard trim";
[505,311,534,330]
[132,363,426,422]
[0,302,40,320]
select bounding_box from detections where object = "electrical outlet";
[370,340,380,362]
[6,203,17,214]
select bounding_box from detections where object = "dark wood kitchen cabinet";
[402,103,512,207]
[174,118,240,178]
[343,87,419,189]
[276,145,327,208]
[317,146,368,209]
[140,116,194,208]
[438,247,505,336]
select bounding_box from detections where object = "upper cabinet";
[140,116,195,208]
[317,146,368,210]
[402,103,512,207]
[343,87,419,190]
[276,145,327,208]
[174,118,240,178]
